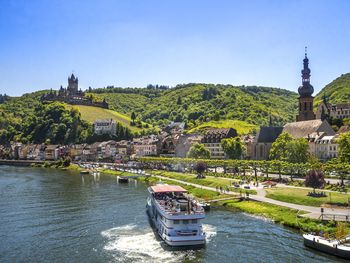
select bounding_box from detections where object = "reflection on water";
[0,165,346,263]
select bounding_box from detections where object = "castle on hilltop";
[41,74,108,109]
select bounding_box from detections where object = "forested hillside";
[0,83,300,144]
[0,92,132,144]
[92,84,298,129]
[315,73,350,106]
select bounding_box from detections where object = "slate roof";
[256,127,283,143]
[283,119,335,139]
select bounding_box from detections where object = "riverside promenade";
[151,174,350,222]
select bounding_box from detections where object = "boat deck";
[154,193,204,216]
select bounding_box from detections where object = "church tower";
[296,48,316,122]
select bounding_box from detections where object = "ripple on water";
[101,224,217,263]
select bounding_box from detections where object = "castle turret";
[296,48,316,122]
[67,73,79,95]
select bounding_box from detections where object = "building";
[116,140,132,157]
[133,135,159,157]
[253,127,283,160]
[201,128,237,159]
[41,74,108,109]
[241,135,255,159]
[296,49,316,122]
[283,119,336,158]
[94,119,116,135]
[316,100,350,120]
[314,135,338,160]
[283,119,335,139]
[175,134,203,158]
[44,145,59,161]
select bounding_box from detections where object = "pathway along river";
[0,166,346,263]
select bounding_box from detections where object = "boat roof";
[150,185,187,193]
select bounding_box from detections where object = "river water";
[0,166,345,262]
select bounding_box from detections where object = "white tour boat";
[146,184,206,247]
[303,233,350,259]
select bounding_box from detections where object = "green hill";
[187,120,257,135]
[315,73,350,106]
[92,84,298,129]
[66,105,155,133]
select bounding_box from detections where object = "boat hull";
[146,203,205,247]
[303,235,350,259]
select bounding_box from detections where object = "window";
[192,219,198,224]
[183,220,189,224]
[173,220,179,224]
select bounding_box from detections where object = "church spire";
[298,47,314,98]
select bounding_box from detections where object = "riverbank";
[66,164,348,234]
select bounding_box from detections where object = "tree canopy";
[221,137,246,159]
[338,131,350,163]
[187,143,211,159]
[269,132,309,163]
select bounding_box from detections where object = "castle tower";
[296,48,316,122]
[67,73,79,95]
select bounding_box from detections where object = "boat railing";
[155,199,204,215]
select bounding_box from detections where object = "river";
[0,166,345,262]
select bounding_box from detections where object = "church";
[41,74,109,109]
[252,50,336,160]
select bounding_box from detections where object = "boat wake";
[203,224,217,242]
[101,223,216,262]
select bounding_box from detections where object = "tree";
[305,170,325,193]
[177,96,182,105]
[131,112,136,125]
[221,137,245,159]
[194,161,207,176]
[269,132,293,161]
[270,132,309,163]
[287,138,309,163]
[338,131,350,163]
[187,143,211,159]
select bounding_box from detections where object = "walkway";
[152,174,350,221]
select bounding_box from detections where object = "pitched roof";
[150,185,187,193]
[283,119,335,138]
[337,125,350,134]
[205,128,231,135]
[256,127,283,143]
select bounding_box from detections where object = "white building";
[314,135,338,161]
[316,101,350,120]
[94,119,116,135]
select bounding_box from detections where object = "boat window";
[192,219,198,224]
[183,220,189,224]
[173,220,179,224]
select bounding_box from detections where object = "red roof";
[150,185,187,193]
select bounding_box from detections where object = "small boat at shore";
[118,176,129,183]
[146,184,206,247]
[303,233,350,259]
[80,170,89,174]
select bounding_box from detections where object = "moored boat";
[146,184,206,247]
[303,233,350,259]
[118,176,129,183]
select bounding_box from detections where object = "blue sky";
[0,0,349,96]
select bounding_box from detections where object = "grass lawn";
[187,120,257,135]
[149,170,257,195]
[66,104,154,132]
[220,199,339,233]
[266,187,350,207]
